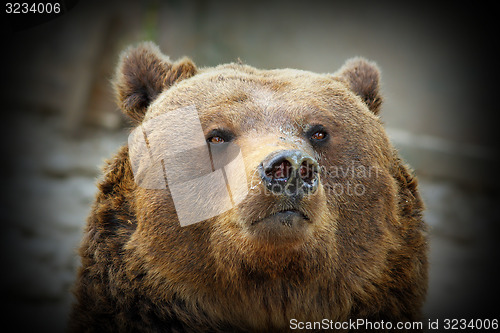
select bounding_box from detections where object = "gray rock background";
[2,1,498,331]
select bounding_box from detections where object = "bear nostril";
[267,160,292,180]
[299,161,317,184]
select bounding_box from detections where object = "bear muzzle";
[241,149,321,241]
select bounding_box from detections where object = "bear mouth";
[248,208,311,243]
[251,209,309,227]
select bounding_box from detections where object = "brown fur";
[114,41,197,124]
[70,42,428,332]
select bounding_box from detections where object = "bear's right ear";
[114,42,197,123]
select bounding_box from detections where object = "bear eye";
[307,125,328,144]
[208,136,225,144]
[206,129,234,144]
[311,131,326,141]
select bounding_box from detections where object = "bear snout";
[258,149,319,199]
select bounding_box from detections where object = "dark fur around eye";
[306,125,329,144]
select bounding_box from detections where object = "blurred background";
[2,0,498,331]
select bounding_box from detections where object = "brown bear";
[69,42,428,332]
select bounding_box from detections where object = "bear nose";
[259,150,319,198]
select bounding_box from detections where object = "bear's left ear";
[114,42,197,124]
[334,57,382,115]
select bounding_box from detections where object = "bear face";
[70,42,428,332]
